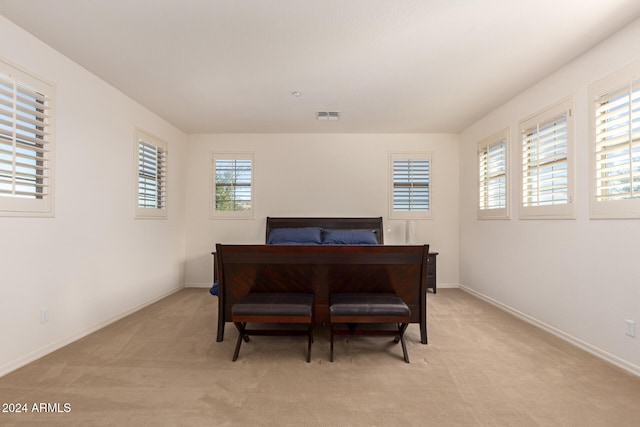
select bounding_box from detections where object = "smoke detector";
[317,111,340,121]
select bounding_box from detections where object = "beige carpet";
[1,288,639,426]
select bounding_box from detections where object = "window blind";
[479,139,507,211]
[521,110,570,207]
[0,74,51,201]
[215,158,252,212]
[137,136,167,211]
[392,158,430,212]
[593,80,640,202]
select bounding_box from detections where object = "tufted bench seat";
[330,293,411,363]
[232,292,314,362]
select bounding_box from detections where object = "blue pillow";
[267,227,323,244]
[322,229,378,245]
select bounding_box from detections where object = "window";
[519,98,574,219]
[135,129,167,218]
[478,128,509,219]
[390,153,431,219]
[589,60,640,218]
[0,60,54,217]
[211,153,254,219]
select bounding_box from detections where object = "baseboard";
[435,282,459,290]
[185,282,213,289]
[0,286,183,378]
[459,285,640,378]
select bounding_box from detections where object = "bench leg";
[233,321,312,362]
[330,323,410,362]
[398,323,409,363]
[232,322,246,361]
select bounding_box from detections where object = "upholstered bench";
[232,293,314,362]
[329,293,411,363]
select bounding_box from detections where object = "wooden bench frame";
[329,293,412,363]
[232,293,314,362]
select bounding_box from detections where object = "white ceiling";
[2,0,640,134]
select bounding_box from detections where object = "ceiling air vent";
[317,111,340,121]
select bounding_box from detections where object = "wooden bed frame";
[214,217,430,344]
[216,243,430,344]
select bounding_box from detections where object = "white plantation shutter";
[589,60,640,218]
[522,112,569,206]
[594,82,640,201]
[211,153,254,219]
[478,128,509,219]
[215,159,252,211]
[136,130,167,218]
[520,98,573,219]
[0,61,54,216]
[390,153,431,219]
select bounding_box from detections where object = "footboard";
[215,244,430,344]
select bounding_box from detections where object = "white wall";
[0,17,188,375]
[460,18,640,374]
[184,133,460,288]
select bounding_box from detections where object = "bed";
[211,217,432,344]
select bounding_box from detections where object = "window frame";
[0,59,55,217]
[478,127,510,220]
[589,60,640,219]
[210,152,255,219]
[519,97,574,219]
[134,129,168,219]
[389,152,432,220]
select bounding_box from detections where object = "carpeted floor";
[1,288,639,426]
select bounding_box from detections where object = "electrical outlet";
[40,308,48,324]
[625,320,635,337]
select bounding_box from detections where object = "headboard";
[265,217,384,244]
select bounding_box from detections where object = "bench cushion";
[330,293,410,317]
[233,293,314,317]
